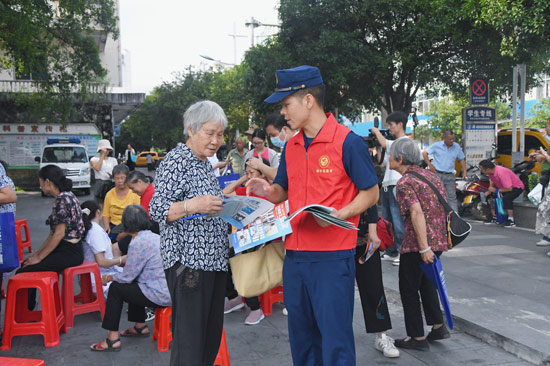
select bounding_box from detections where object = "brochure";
[230,201,292,253]
[210,196,274,229]
[286,204,358,230]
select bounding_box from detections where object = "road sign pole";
[512,66,518,153]
[520,64,526,157]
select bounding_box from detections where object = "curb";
[384,287,550,366]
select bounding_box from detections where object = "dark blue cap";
[264,65,323,103]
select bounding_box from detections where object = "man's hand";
[313,209,341,228]
[246,178,274,197]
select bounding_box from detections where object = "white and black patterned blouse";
[149,143,229,271]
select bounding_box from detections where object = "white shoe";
[375,333,400,358]
[244,309,265,325]
[536,239,550,246]
[282,307,288,316]
[547,251,550,257]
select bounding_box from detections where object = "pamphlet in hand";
[211,196,274,229]
[230,201,292,253]
[286,204,358,230]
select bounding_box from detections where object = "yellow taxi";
[135,151,164,167]
[496,128,549,174]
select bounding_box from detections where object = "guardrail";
[0,80,107,94]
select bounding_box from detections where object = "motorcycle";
[458,166,492,220]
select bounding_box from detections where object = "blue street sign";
[114,124,120,137]
[470,78,489,105]
[463,107,496,122]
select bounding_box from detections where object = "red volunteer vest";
[285,113,359,251]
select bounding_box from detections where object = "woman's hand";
[367,230,381,253]
[246,157,263,171]
[188,195,224,214]
[22,253,41,267]
[246,178,274,197]
[420,248,435,264]
[101,274,113,285]
[105,226,111,234]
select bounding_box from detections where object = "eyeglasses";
[253,141,265,146]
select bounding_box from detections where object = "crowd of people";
[1,64,546,365]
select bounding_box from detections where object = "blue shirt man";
[422,130,467,211]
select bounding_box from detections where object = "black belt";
[436,170,454,175]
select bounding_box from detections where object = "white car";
[35,139,92,195]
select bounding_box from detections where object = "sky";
[118,0,280,93]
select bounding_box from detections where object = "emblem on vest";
[317,155,333,174]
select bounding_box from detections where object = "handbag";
[495,193,507,216]
[217,165,240,190]
[528,183,544,206]
[406,171,472,248]
[229,241,285,298]
[0,211,19,272]
[376,216,394,252]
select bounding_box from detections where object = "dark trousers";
[354,247,392,333]
[17,239,83,309]
[398,251,444,338]
[164,262,227,366]
[284,250,356,366]
[101,281,160,331]
[502,187,523,210]
[225,268,260,310]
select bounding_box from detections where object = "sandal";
[90,338,121,352]
[120,324,149,337]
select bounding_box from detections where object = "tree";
[529,98,550,126]
[0,0,118,123]
[274,0,550,116]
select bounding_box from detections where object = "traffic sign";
[470,78,489,105]
[463,107,496,122]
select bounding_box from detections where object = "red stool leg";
[153,307,172,352]
[214,327,230,366]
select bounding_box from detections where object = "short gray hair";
[112,163,129,177]
[121,204,151,233]
[390,138,421,166]
[183,100,228,137]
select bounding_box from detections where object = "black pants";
[164,262,227,366]
[502,187,523,210]
[101,281,160,331]
[17,239,84,309]
[225,268,260,310]
[398,251,444,338]
[354,247,392,333]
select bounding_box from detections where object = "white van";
[35,138,92,195]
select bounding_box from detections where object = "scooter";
[458,166,492,220]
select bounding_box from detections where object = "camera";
[362,116,395,148]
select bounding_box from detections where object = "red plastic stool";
[14,219,32,262]
[214,327,231,366]
[259,286,284,316]
[1,271,65,350]
[152,307,172,351]
[60,260,105,331]
[0,357,45,366]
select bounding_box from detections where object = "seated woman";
[222,158,271,325]
[81,200,124,297]
[17,165,84,309]
[102,164,140,242]
[90,205,171,352]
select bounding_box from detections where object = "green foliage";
[529,98,550,126]
[528,173,540,191]
[0,0,118,124]
[119,66,252,152]
[426,97,468,142]
[270,0,550,116]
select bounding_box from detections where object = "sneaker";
[484,218,497,225]
[394,337,429,351]
[392,258,400,266]
[375,334,400,358]
[536,239,550,246]
[503,219,516,228]
[282,307,288,316]
[223,297,244,314]
[244,309,264,325]
[380,253,397,261]
[547,251,550,257]
[145,308,155,322]
[426,325,450,341]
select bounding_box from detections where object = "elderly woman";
[90,205,171,352]
[149,100,229,366]
[102,163,140,242]
[17,165,84,309]
[389,138,451,351]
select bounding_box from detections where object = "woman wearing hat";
[90,139,118,205]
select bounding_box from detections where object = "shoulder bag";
[405,170,472,248]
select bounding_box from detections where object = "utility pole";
[227,22,247,65]
[245,17,280,47]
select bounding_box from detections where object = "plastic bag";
[528,183,543,206]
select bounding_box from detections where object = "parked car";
[35,138,91,195]
[135,151,164,167]
[496,128,549,174]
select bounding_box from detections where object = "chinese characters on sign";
[464,107,496,122]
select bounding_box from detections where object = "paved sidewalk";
[0,193,543,365]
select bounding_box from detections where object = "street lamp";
[199,54,235,66]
